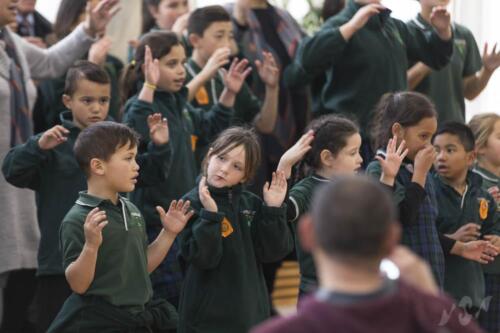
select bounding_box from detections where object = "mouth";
[173,77,185,86]
[88,116,102,122]
[436,164,449,173]
[131,175,139,184]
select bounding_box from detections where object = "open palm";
[222,58,252,94]
[157,200,193,235]
[263,171,287,207]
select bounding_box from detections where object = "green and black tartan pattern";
[480,274,500,333]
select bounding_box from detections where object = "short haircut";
[74,121,140,177]
[64,60,111,96]
[187,5,231,37]
[433,121,476,152]
[311,176,396,260]
[203,126,261,182]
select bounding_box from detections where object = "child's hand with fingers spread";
[277,130,314,179]
[222,58,252,95]
[83,208,108,249]
[38,125,70,150]
[156,200,194,236]
[148,113,169,145]
[199,176,218,213]
[483,42,500,73]
[377,135,408,186]
[256,51,280,89]
[263,171,287,208]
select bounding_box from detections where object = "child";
[185,5,279,164]
[177,127,293,333]
[367,91,444,286]
[432,122,499,317]
[1,61,170,332]
[144,0,189,36]
[46,122,192,332]
[470,113,500,332]
[122,31,249,306]
[408,0,500,124]
[277,114,407,295]
[251,177,483,333]
[285,0,452,162]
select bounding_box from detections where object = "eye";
[81,97,92,104]
[217,155,225,161]
[234,164,242,171]
[99,97,110,104]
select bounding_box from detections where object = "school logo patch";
[479,198,489,220]
[454,39,467,57]
[241,210,256,227]
[195,86,209,105]
[221,218,234,238]
[129,212,144,227]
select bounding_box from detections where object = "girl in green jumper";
[178,127,292,333]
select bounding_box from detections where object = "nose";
[133,159,140,171]
[356,153,363,165]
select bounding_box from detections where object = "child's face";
[150,0,189,30]
[328,133,363,175]
[433,133,474,183]
[63,79,111,129]
[419,0,451,9]
[157,45,187,92]
[397,117,437,160]
[16,0,36,15]
[192,21,234,63]
[206,145,246,188]
[99,143,139,193]
[479,120,500,168]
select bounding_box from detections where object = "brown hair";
[64,60,110,96]
[202,127,261,182]
[469,113,500,159]
[74,121,140,177]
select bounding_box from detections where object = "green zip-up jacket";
[433,172,499,307]
[284,0,453,133]
[2,111,170,276]
[178,184,292,333]
[123,87,233,227]
[287,174,329,293]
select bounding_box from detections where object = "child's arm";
[65,208,108,294]
[277,130,314,180]
[407,62,432,90]
[376,136,408,187]
[186,47,231,102]
[254,171,294,262]
[138,45,159,104]
[252,52,279,134]
[147,200,193,273]
[2,125,69,190]
[463,42,500,100]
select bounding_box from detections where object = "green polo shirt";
[60,192,152,309]
[409,15,482,123]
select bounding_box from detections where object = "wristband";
[144,82,157,90]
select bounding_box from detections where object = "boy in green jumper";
[48,121,194,333]
[284,0,453,162]
[432,122,500,316]
[408,0,500,124]
[185,5,279,164]
[1,61,170,333]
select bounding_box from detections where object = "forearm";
[65,244,99,294]
[138,83,156,103]
[218,88,236,108]
[147,229,177,273]
[407,62,432,90]
[254,86,279,133]
[464,68,493,100]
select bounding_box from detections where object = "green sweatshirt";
[178,183,292,333]
[434,172,499,307]
[1,111,169,276]
[284,0,453,133]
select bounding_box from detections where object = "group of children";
[2,0,500,332]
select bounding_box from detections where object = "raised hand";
[148,113,169,145]
[172,12,191,36]
[277,130,314,179]
[201,47,231,79]
[377,135,408,185]
[38,125,70,150]
[88,36,112,66]
[199,176,218,212]
[84,0,121,37]
[430,6,452,40]
[83,208,108,249]
[156,200,194,236]
[222,58,252,95]
[263,171,287,208]
[483,42,500,73]
[446,223,481,242]
[256,51,279,88]
[144,45,160,87]
[350,3,385,30]
[459,240,499,264]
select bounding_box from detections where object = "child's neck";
[87,179,119,205]
[442,172,468,195]
[316,167,336,180]
[478,160,500,178]
[191,50,208,69]
[317,253,384,294]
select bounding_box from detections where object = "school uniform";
[48,192,178,333]
[409,15,482,124]
[285,0,452,135]
[1,111,170,331]
[473,166,500,331]
[287,174,329,295]
[178,183,292,333]
[433,172,498,310]
[185,58,261,164]
[367,158,445,288]
[123,86,233,305]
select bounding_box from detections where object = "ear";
[89,158,106,176]
[391,122,404,139]
[466,150,476,167]
[319,149,333,168]
[62,94,72,110]
[188,33,201,48]
[298,214,316,252]
[381,223,401,257]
